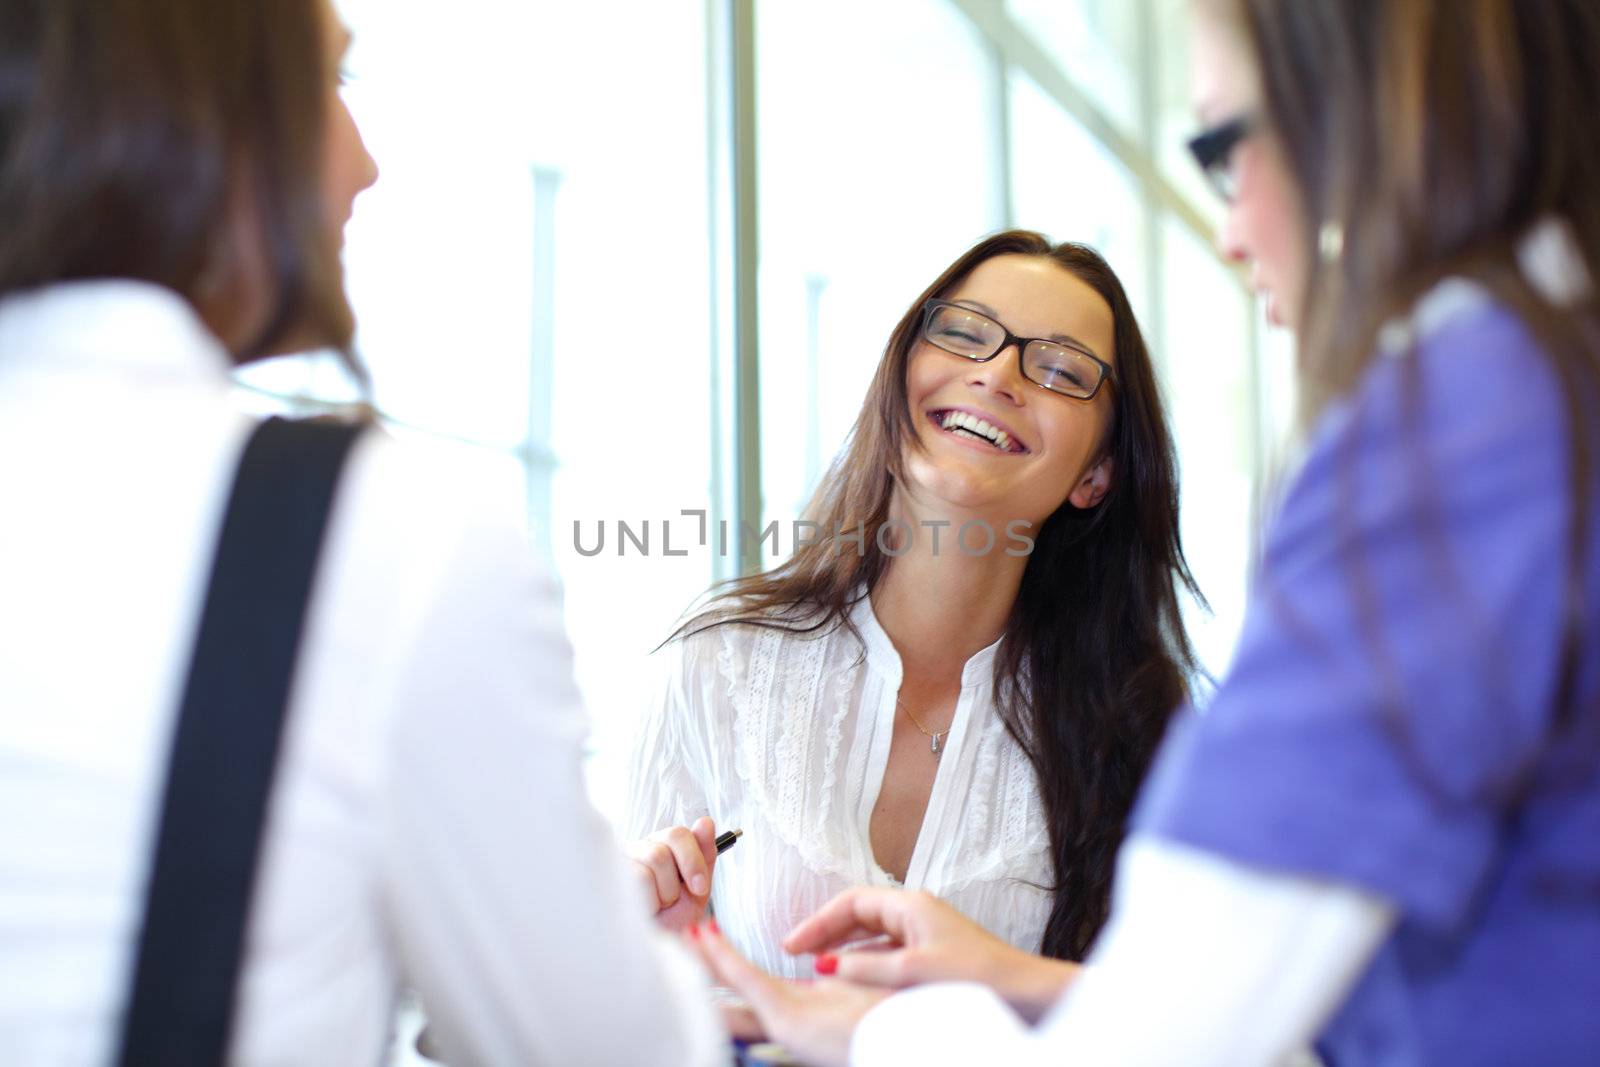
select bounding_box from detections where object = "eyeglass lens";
[1188,114,1252,201]
[923,303,1105,399]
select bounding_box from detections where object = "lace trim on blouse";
[717,609,1049,891]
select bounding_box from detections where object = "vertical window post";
[523,165,562,564]
[706,0,763,580]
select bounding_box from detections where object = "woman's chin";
[903,480,1029,535]
[1263,292,1300,331]
[1264,293,1284,326]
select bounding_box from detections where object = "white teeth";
[936,410,1014,452]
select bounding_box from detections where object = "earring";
[1318,220,1344,262]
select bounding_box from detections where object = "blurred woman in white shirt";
[0,1,719,1063]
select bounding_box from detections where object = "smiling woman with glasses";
[624,228,1201,990]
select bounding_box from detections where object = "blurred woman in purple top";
[682,2,1600,1065]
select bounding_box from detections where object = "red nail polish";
[815,953,838,976]
[687,922,701,940]
[708,918,721,935]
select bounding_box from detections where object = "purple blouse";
[1135,290,1600,1065]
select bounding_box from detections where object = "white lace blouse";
[626,595,1055,978]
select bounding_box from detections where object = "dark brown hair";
[678,231,1202,959]
[1230,0,1600,778]
[0,0,355,363]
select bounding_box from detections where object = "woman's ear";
[1067,454,1114,509]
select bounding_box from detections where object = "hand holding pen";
[626,816,742,934]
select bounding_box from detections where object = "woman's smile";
[925,406,1031,455]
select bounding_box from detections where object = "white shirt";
[628,597,1056,978]
[0,281,722,1067]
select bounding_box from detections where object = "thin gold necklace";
[895,696,950,758]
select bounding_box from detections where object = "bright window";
[242,0,1271,814]
[756,0,1004,547]
[330,0,716,814]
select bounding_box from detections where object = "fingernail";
[814,953,838,975]
[687,922,701,940]
[708,918,721,935]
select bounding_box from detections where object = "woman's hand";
[625,816,719,932]
[783,887,1079,1023]
[689,920,888,1067]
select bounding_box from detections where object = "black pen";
[715,828,743,855]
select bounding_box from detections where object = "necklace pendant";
[930,733,942,757]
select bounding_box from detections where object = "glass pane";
[336,0,540,448]
[1153,0,1225,226]
[756,0,1004,555]
[1005,0,1142,136]
[1008,69,1147,315]
[331,0,715,813]
[1162,216,1256,680]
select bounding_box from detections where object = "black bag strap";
[116,416,363,1067]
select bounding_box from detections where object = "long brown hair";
[0,0,355,365]
[1230,0,1600,777]
[678,231,1202,959]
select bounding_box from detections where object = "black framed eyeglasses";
[920,300,1114,401]
[1186,111,1258,202]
